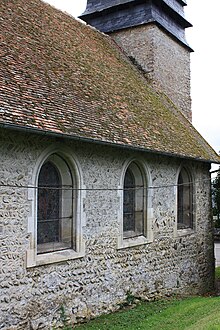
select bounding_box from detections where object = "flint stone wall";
[0,129,214,329]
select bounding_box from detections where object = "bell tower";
[80,0,193,121]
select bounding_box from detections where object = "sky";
[43,0,87,17]
[44,0,219,158]
[185,1,220,155]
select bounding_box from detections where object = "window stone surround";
[174,164,197,238]
[26,144,86,268]
[117,158,154,249]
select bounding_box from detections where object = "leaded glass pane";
[37,161,61,245]
[177,168,193,229]
[123,162,146,239]
[123,169,135,232]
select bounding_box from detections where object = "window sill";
[117,235,152,250]
[26,246,85,268]
[175,228,195,237]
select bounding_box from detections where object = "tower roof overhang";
[80,0,193,51]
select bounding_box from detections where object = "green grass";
[75,296,220,330]
[70,268,220,329]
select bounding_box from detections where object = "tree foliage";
[212,167,220,225]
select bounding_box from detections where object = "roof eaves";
[1,122,219,164]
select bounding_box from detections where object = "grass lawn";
[75,296,220,330]
[74,267,220,330]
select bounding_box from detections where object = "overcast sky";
[43,0,87,17]
[185,1,220,155]
[44,0,219,157]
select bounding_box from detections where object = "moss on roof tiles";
[0,0,219,163]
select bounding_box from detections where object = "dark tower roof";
[80,0,192,50]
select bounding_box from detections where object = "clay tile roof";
[0,0,219,163]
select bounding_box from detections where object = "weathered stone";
[0,130,214,329]
[111,24,192,120]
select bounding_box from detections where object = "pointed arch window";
[177,167,193,230]
[123,162,146,238]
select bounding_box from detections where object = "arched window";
[37,154,74,254]
[177,167,193,230]
[123,162,146,238]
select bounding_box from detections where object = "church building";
[0,0,219,328]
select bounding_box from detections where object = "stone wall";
[111,24,192,121]
[0,129,214,329]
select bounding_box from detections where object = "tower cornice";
[80,0,192,50]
